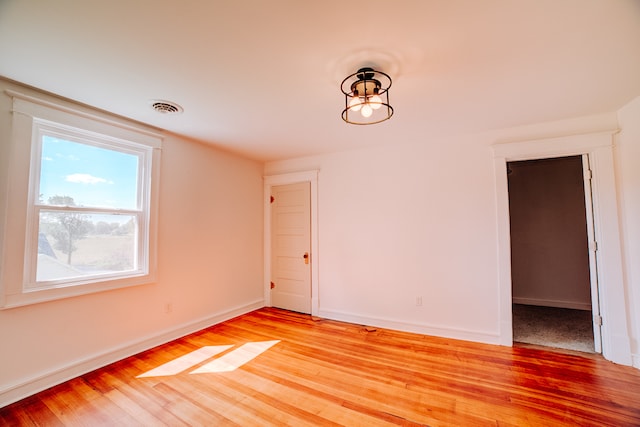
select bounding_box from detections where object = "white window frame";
[1,91,162,308]
[25,119,152,290]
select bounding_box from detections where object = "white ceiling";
[1,0,639,162]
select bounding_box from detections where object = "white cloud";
[56,153,80,161]
[66,173,113,184]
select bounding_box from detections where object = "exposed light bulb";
[361,103,373,118]
[369,94,383,110]
[349,96,362,112]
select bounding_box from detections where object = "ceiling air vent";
[150,100,183,114]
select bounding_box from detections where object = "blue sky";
[39,136,139,209]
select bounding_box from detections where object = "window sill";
[1,273,156,310]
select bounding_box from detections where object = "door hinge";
[590,241,598,252]
[584,168,593,181]
[594,314,603,326]
[270,195,275,204]
[270,281,275,289]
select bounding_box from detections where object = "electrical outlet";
[416,296,423,307]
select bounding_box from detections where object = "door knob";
[303,252,309,264]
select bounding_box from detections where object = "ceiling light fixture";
[341,67,393,125]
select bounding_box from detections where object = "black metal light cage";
[341,67,393,125]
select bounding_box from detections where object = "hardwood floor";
[2,307,640,426]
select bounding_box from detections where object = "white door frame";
[264,170,319,316]
[581,154,603,353]
[493,131,632,366]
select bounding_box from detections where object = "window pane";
[37,211,137,282]
[39,136,139,209]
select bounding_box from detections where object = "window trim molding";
[0,90,162,309]
[6,90,163,146]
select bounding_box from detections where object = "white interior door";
[582,154,603,353]
[270,182,311,314]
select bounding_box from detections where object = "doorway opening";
[493,131,631,365]
[507,155,600,353]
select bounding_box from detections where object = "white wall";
[616,96,640,367]
[265,110,637,360]
[0,79,265,406]
[266,136,502,342]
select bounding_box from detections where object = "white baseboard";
[0,299,265,408]
[318,308,501,345]
[512,297,592,311]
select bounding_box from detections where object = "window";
[27,120,152,288]
[2,91,161,308]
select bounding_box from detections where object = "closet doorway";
[507,155,601,353]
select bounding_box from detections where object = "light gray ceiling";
[1,0,639,161]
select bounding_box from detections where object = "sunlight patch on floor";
[191,340,280,374]
[136,341,280,378]
[137,345,233,377]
